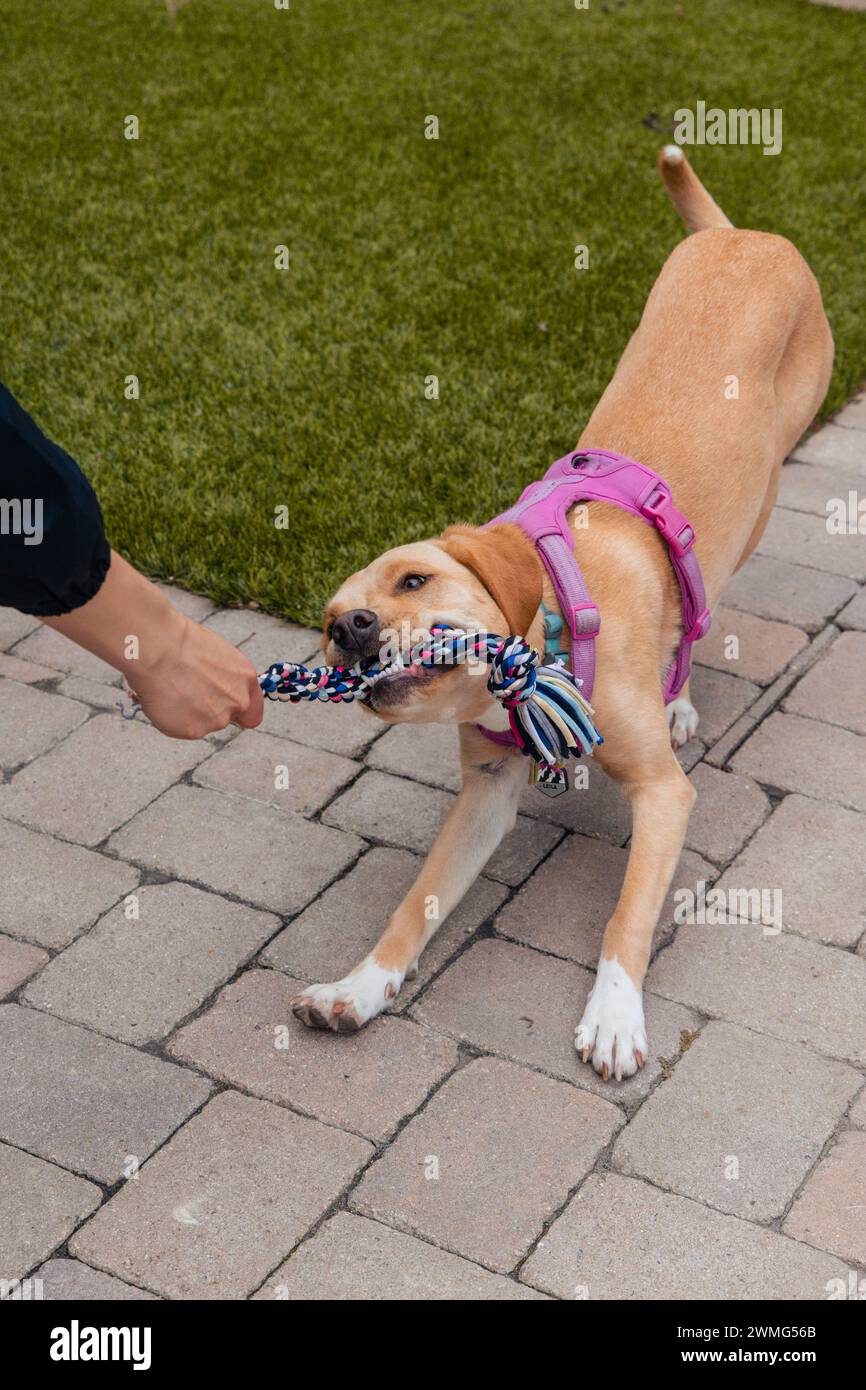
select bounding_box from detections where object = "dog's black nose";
[331,608,380,661]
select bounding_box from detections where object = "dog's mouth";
[354,621,472,709]
[366,660,452,706]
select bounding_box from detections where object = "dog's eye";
[400,574,429,592]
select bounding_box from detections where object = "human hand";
[129,616,264,739]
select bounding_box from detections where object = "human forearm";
[44,550,264,739]
[43,550,184,680]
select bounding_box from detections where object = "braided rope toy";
[259,625,602,794]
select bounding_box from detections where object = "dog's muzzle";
[330,607,380,665]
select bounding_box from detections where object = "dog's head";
[323,523,543,724]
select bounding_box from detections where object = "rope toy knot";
[487,635,540,706]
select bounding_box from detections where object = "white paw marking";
[291,956,403,1032]
[667,697,699,749]
[575,957,648,1082]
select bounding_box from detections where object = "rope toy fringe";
[259,626,602,793]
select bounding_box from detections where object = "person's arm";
[0,382,110,615]
[1,383,263,738]
[44,550,264,739]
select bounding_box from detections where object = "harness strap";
[484,448,711,707]
[535,531,599,698]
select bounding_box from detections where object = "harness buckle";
[686,607,712,643]
[570,602,601,639]
[641,486,696,557]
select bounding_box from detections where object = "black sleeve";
[0,382,111,616]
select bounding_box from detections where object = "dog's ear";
[438,523,543,636]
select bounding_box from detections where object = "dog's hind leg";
[733,473,780,573]
[734,302,834,574]
[291,730,526,1032]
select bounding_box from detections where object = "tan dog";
[291,148,833,1081]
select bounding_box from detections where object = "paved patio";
[1,402,865,1301]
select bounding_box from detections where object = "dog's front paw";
[667,696,699,749]
[291,957,403,1033]
[575,957,648,1082]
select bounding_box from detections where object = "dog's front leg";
[576,737,696,1081]
[292,730,526,1032]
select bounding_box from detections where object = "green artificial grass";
[1,0,864,625]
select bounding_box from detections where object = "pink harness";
[478,448,711,747]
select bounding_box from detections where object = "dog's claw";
[289,959,403,1033]
[291,993,363,1032]
[290,995,327,1029]
[575,960,648,1082]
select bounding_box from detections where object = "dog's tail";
[658,145,733,233]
